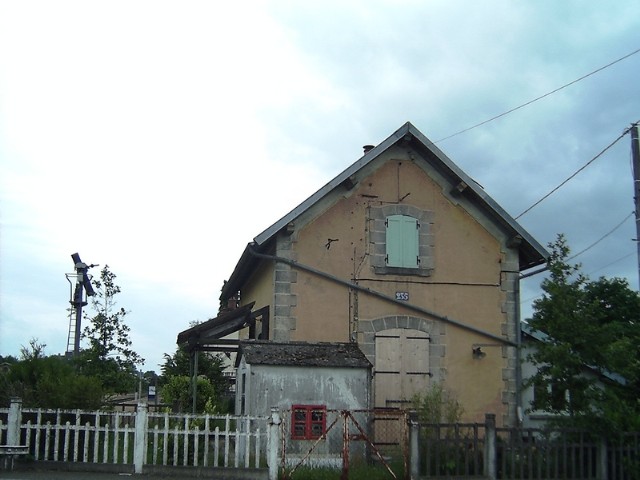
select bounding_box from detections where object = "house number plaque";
[395,291,409,301]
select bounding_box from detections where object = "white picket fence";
[0,398,274,476]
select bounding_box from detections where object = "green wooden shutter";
[386,215,419,268]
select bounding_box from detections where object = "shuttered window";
[386,215,419,268]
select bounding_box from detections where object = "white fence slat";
[53,416,60,461]
[92,417,100,463]
[63,422,70,462]
[103,426,109,464]
[83,422,90,462]
[44,423,51,461]
[193,426,199,467]
[152,425,159,465]
[25,421,32,458]
[73,411,80,462]
[53,424,59,461]
[182,417,189,466]
[203,416,210,467]
[162,413,169,466]
[34,415,41,461]
[214,426,220,467]
[244,424,250,468]
[9,405,268,472]
[224,425,230,468]
[172,431,178,466]
[255,427,261,469]
[234,428,240,468]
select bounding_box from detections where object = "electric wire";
[515,125,635,219]
[435,47,640,144]
[567,211,635,261]
[520,249,637,305]
[519,212,636,280]
[587,251,636,276]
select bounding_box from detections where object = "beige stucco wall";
[286,150,516,424]
[238,259,274,339]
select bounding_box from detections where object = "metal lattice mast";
[65,253,97,356]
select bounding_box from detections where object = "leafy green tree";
[1,339,103,409]
[160,375,218,413]
[161,345,226,392]
[160,341,229,413]
[79,265,144,393]
[526,234,640,433]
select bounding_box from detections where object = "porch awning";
[176,301,256,350]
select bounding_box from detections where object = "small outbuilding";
[235,340,372,462]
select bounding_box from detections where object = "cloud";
[1,0,639,369]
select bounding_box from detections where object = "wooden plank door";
[374,328,430,408]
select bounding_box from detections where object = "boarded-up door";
[375,328,430,408]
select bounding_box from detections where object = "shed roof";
[237,341,372,369]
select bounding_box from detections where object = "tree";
[160,341,229,413]
[526,234,640,433]
[1,338,103,409]
[161,375,218,413]
[78,265,144,393]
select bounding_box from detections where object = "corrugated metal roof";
[238,341,372,369]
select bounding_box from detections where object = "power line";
[515,126,635,219]
[588,251,636,276]
[519,251,637,306]
[519,211,636,280]
[567,212,635,261]
[435,47,640,143]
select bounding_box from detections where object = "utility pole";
[631,123,640,288]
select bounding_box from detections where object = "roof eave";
[404,124,548,269]
[221,121,548,299]
[219,242,267,302]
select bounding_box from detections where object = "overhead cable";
[435,47,640,143]
[520,211,635,280]
[567,211,635,261]
[587,251,636,276]
[520,251,636,305]
[515,125,636,219]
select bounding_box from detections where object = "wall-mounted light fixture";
[472,343,503,359]
[472,346,486,359]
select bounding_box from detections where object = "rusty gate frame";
[281,409,409,480]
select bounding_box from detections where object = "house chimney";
[363,145,374,154]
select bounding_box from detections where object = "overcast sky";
[1,1,639,372]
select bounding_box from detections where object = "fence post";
[484,413,496,480]
[597,437,608,480]
[268,408,281,480]
[409,411,420,480]
[133,402,148,474]
[7,398,22,446]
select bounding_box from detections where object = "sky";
[1,0,639,372]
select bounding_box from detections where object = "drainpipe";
[246,245,516,347]
[515,279,523,426]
